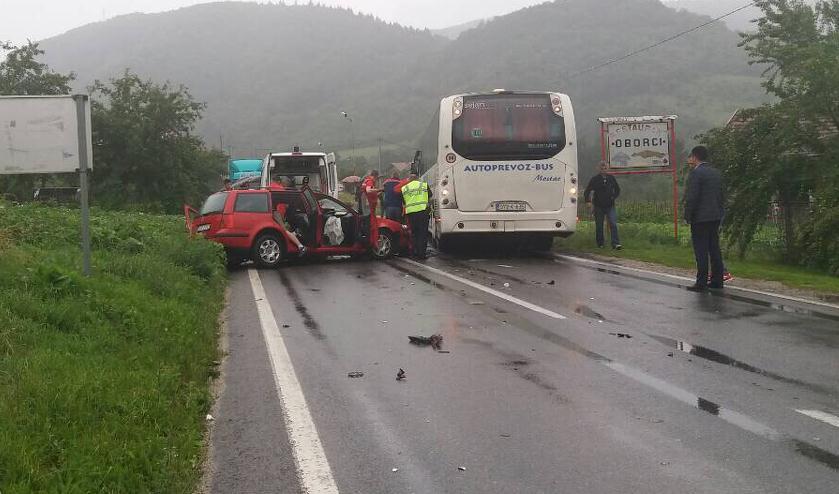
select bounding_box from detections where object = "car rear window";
[234,193,269,213]
[200,192,229,215]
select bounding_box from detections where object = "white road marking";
[248,270,340,494]
[556,254,839,311]
[400,259,566,320]
[796,410,839,429]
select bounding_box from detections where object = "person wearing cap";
[396,170,433,259]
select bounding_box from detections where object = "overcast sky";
[2,0,547,45]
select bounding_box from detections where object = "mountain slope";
[39,0,768,166]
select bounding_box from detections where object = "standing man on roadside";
[583,161,622,250]
[396,170,433,260]
[684,145,725,292]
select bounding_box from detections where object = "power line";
[565,1,757,79]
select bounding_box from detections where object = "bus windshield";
[452,94,566,161]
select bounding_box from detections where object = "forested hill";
[40,0,768,164]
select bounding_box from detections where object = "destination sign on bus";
[605,121,671,169]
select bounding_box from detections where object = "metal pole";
[378,137,382,174]
[73,94,92,276]
[669,119,679,241]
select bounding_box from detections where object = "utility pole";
[378,137,382,174]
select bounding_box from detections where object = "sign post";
[598,115,679,240]
[1,95,94,275]
[74,95,92,276]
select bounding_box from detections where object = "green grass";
[0,202,226,493]
[557,221,839,294]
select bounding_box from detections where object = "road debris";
[206,414,214,421]
[282,324,291,328]
[396,368,406,381]
[609,332,633,338]
[547,280,556,285]
[408,334,443,350]
[348,371,364,378]
[667,352,674,357]
[498,264,514,268]
[503,282,511,288]
[392,468,399,472]
[500,434,511,438]
[457,466,467,471]
[437,350,451,354]
[660,461,670,466]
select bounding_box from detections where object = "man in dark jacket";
[382,172,403,221]
[584,161,622,249]
[684,145,725,291]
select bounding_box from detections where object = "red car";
[185,187,408,267]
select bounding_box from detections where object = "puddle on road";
[646,333,830,394]
[573,263,839,322]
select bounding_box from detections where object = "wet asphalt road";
[206,252,839,494]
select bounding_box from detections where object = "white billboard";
[600,116,675,169]
[0,95,92,174]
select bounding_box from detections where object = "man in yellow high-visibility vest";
[396,171,433,259]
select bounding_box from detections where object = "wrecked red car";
[185,186,408,267]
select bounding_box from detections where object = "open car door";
[326,153,338,198]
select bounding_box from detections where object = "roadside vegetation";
[0,201,226,492]
[557,216,839,294]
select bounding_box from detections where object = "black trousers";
[407,210,429,258]
[691,220,724,286]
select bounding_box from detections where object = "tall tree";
[90,71,226,211]
[703,0,839,271]
[0,41,74,95]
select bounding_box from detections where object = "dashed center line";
[796,410,839,429]
[400,258,566,319]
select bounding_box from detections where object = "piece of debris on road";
[457,466,467,471]
[348,371,364,378]
[609,332,633,339]
[408,334,443,350]
[396,368,406,381]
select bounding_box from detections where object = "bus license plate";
[495,202,526,212]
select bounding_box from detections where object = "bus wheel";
[372,230,394,259]
[530,235,555,252]
[436,233,453,252]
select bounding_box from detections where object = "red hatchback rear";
[186,187,408,268]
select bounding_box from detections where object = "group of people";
[358,169,432,260]
[584,145,729,292]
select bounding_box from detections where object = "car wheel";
[252,233,285,268]
[372,229,394,259]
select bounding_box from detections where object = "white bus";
[418,90,578,251]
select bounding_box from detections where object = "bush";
[0,200,225,492]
